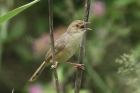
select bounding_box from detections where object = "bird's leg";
[65,62,85,70]
[50,60,58,69]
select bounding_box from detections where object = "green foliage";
[6,18,26,42]
[113,0,135,7]
[0,0,40,25]
[14,44,33,62]
[116,52,140,93]
[1,0,140,93]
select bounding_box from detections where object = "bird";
[29,20,91,82]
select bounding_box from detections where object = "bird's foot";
[51,61,58,69]
[65,62,85,70]
[74,64,85,70]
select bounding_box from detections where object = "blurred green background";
[1,0,140,93]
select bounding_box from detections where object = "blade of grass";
[0,0,40,25]
[0,0,40,70]
[12,89,14,93]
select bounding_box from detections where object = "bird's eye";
[80,25,84,28]
[76,24,79,27]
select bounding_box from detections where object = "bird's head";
[67,20,92,34]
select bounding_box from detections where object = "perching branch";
[48,0,61,93]
[74,0,90,93]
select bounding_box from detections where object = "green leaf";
[0,0,40,25]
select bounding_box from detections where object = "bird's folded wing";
[45,36,67,61]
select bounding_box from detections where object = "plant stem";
[48,0,61,93]
[74,0,90,93]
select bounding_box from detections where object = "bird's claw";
[51,61,58,69]
[75,64,85,70]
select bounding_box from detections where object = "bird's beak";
[84,28,92,30]
[84,22,92,30]
[84,22,90,25]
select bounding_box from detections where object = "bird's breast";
[55,34,82,63]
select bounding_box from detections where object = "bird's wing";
[45,34,67,61]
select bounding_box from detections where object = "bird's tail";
[29,61,50,82]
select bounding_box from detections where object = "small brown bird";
[29,20,91,82]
